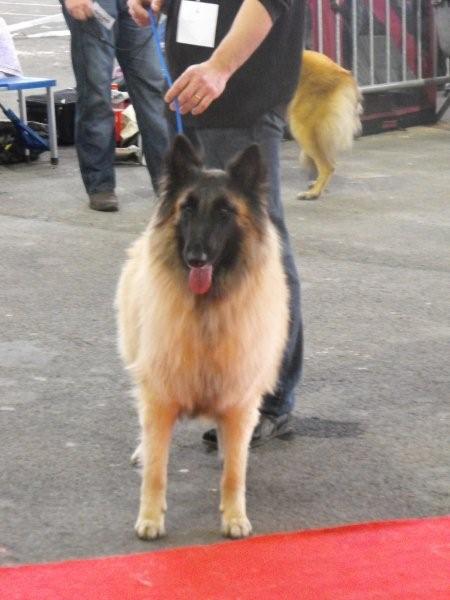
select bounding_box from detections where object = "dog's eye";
[181,195,198,214]
[216,200,235,218]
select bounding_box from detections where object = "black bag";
[0,121,48,164]
[26,88,77,145]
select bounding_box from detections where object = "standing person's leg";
[253,112,303,419]
[61,2,118,210]
[116,1,169,193]
[188,112,303,445]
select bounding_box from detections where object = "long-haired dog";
[116,136,289,539]
[288,49,363,200]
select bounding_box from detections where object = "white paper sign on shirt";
[176,0,219,48]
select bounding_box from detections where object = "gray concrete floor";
[0,8,449,566]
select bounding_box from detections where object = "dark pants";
[185,111,303,416]
[61,0,169,194]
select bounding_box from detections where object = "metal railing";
[309,0,450,94]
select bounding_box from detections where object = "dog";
[288,49,363,200]
[115,135,289,540]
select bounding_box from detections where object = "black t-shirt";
[165,0,305,128]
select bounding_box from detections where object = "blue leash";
[148,9,184,134]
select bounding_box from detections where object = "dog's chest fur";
[123,226,288,417]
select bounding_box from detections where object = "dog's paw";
[297,190,320,200]
[221,515,252,539]
[135,515,166,540]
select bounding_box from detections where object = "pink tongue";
[188,265,213,295]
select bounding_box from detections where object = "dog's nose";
[186,250,209,269]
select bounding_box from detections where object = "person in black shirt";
[129,0,305,447]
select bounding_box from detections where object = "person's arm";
[65,0,94,20]
[166,0,274,115]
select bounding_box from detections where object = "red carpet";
[1,517,449,599]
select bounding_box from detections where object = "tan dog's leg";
[219,406,259,538]
[300,151,317,185]
[298,134,334,200]
[135,383,177,540]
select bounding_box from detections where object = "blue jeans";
[185,111,303,416]
[61,0,169,194]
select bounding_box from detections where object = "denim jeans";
[61,0,169,194]
[185,111,303,416]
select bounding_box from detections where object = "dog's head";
[156,135,268,297]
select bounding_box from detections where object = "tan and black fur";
[288,50,363,200]
[116,136,289,540]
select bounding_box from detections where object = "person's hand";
[165,59,231,116]
[65,0,94,20]
[128,0,164,27]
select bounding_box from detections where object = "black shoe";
[202,413,294,450]
[89,191,119,212]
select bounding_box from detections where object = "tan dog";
[116,136,289,540]
[288,50,363,199]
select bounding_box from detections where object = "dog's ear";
[226,144,267,200]
[164,134,202,188]
[157,136,202,225]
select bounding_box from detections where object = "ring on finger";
[193,93,202,102]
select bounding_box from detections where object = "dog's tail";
[318,79,363,166]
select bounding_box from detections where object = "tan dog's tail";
[318,80,363,166]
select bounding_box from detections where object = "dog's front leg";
[219,406,259,539]
[135,383,177,540]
